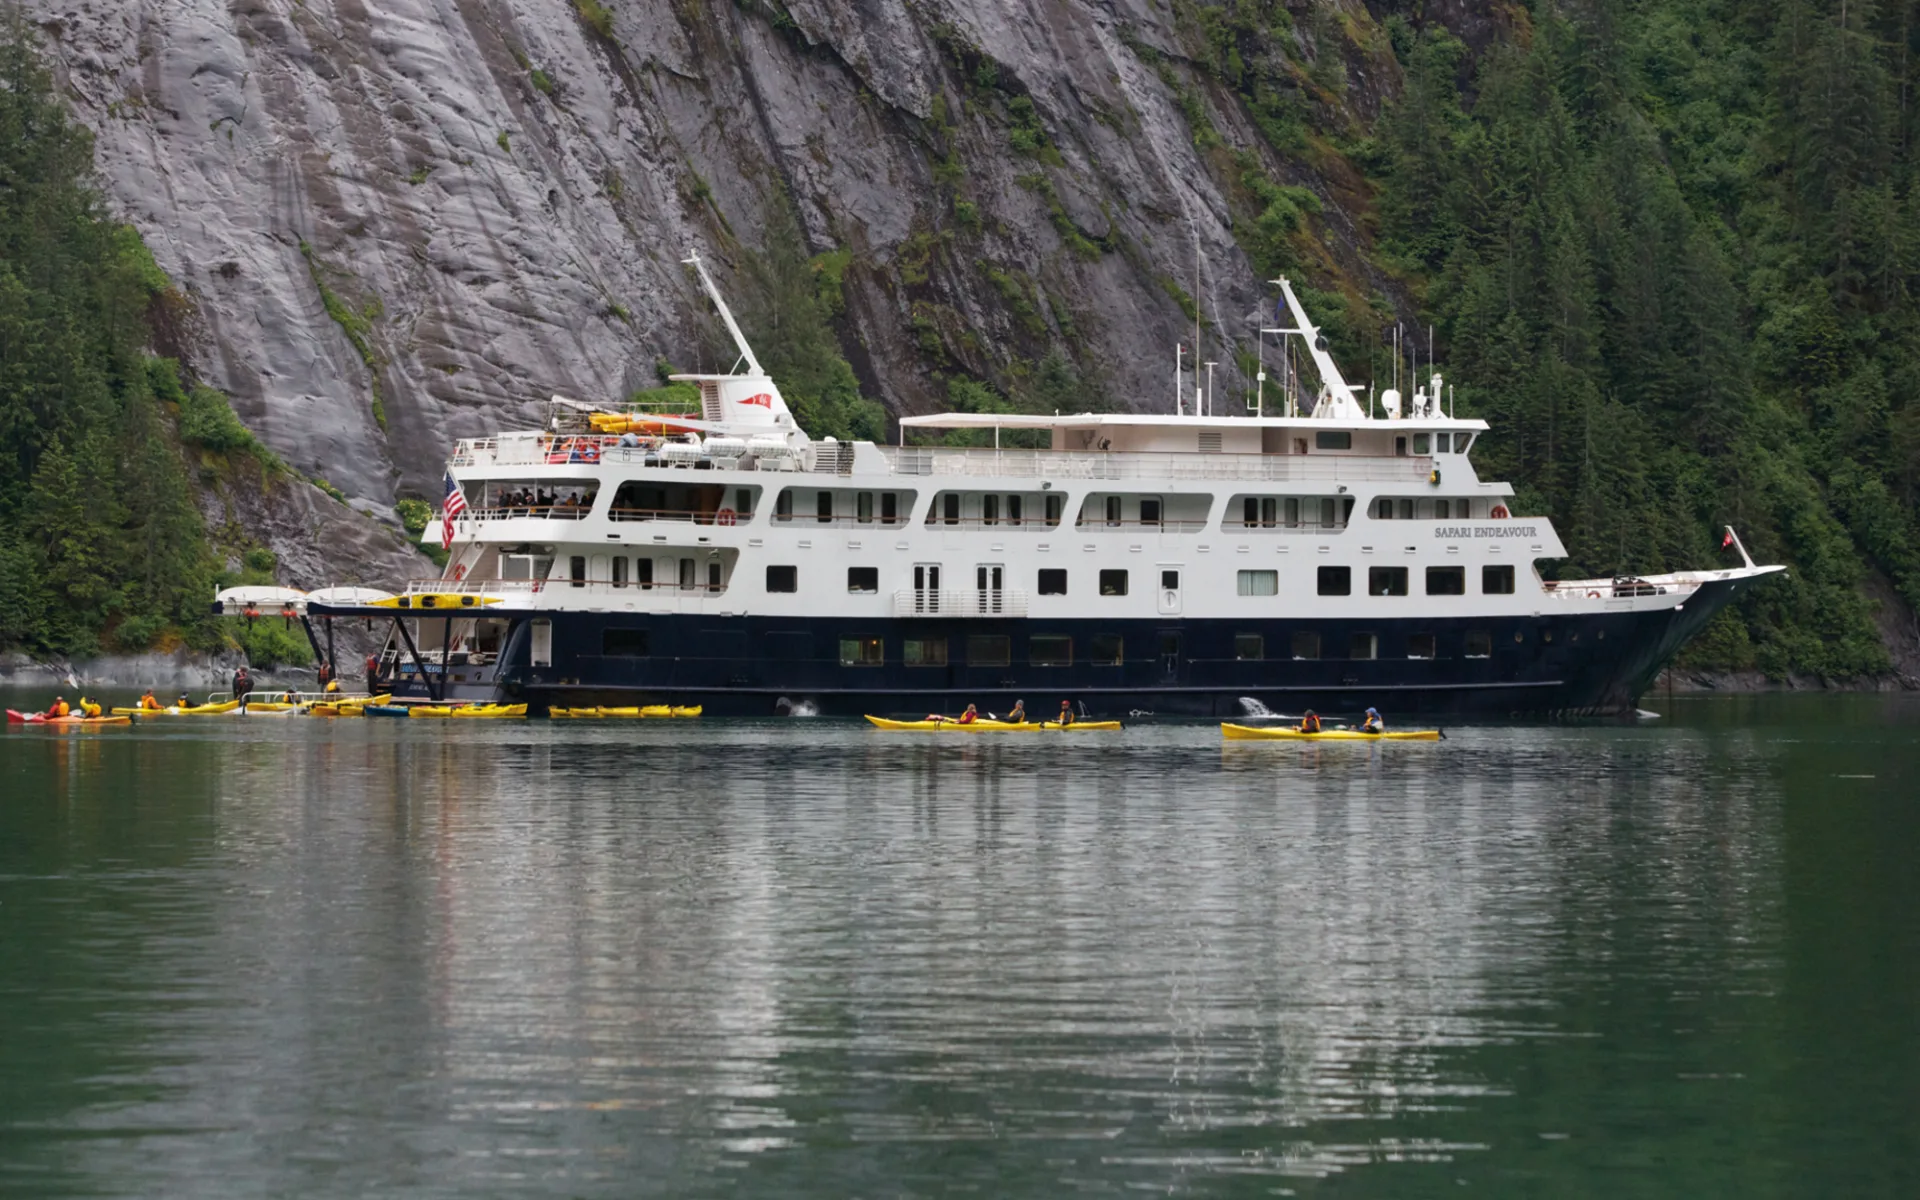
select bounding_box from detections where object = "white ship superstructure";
[278,260,1782,717]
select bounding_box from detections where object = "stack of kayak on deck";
[364,702,528,718]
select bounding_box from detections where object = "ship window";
[1414,433,1431,455]
[1234,633,1264,661]
[766,565,797,593]
[1237,570,1278,596]
[839,636,884,667]
[1317,566,1351,596]
[1397,498,1413,520]
[1483,564,1515,594]
[1291,631,1319,660]
[1436,499,1451,520]
[1351,632,1378,660]
[966,635,1010,667]
[847,567,878,593]
[882,492,899,523]
[1284,498,1299,526]
[611,557,629,586]
[602,629,650,657]
[529,620,552,668]
[637,558,654,589]
[1316,431,1352,450]
[1029,635,1072,667]
[1140,498,1162,526]
[1407,633,1436,660]
[1370,566,1409,596]
[1105,496,1122,526]
[1426,566,1465,595]
[904,637,947,666]
[1320,498,1338,528]
[1465,631,1493,658]
[736,488,755,516]
[1099,569,1128,596]
[983,494,999,526]
[857,492,874,523]
[708,560,722,590]
[1008,495,1024,524]
[943,493,960,525]
[1395,436,1408,457]
[1038,568,1067,595]
[1374,497,1394,520]
[569,555,586,587]
[1242,497,1258,527]
[1045,494,1064,526]
[775,489,793,519]
[1090,634,1124,665]
[678,558,696,590]
[816,491,834,523]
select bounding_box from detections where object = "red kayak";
[6,709,131,727]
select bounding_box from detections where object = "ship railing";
[919,517,1064,531]
[401,578,729,601]
[890,588,1032,618]
[770,514,912,528]
[460,504,593,522]
[608,507,755,525]
[1541,575,1696,600]
[1224,521,1351,534]
[1072,518,1210,533]
[880,446,1434,483]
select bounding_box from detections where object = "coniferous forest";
[4,3,1920,680]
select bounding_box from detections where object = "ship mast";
[683,252,765,378]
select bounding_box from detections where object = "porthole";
[1514,631,1524,643]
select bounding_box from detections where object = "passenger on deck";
[957,703,979,725]
[1006,699,1026,724]
[324,679,342,693]
[1057,700,1075,726]
[1297,709,1322,734]
[1361,707,1384,733]
[44,696,69,719]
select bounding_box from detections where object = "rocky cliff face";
[27,0,1411,521]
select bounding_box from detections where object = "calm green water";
[1,694,1915,1197]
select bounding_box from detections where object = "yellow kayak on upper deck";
[367,594,501,610]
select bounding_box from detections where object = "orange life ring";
[715,508,737,527]
[1490,504,1511,519]
[1586,590,1602,599]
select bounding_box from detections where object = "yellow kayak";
[549,705,702,719]
[369,593,500,610]
[1221,723,1441,741]
[865,715,1120,731]
[450,704,527,718]
[113,706,175,717]
[122,699,241,715]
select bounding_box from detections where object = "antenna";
[1204,361,1216,417]
[1175,343,1184,416]
[682,251,764,377]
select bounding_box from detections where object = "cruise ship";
[252,258,1782,717]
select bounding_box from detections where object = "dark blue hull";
[325,576,1761,718]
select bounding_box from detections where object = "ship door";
[1158,631,1182,683]
[530,619,552,668]
[1157,566,1183,615]
[976,563,1006,615]
[913,563,942,614]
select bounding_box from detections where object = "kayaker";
[1006,699,1027,724]
[79,696,103,718]
[957,703,979,725]
[1297,709,1322,734]
[139,689,163,711]
[1057,700,1075,726]
[1361,707,1384,733]
[45,696,70,719]
[281,688,297,704]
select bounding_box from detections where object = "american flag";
[441,472,467,550]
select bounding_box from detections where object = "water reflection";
[1,702,1914,1195]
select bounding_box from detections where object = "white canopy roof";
[897,412,1489,431]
